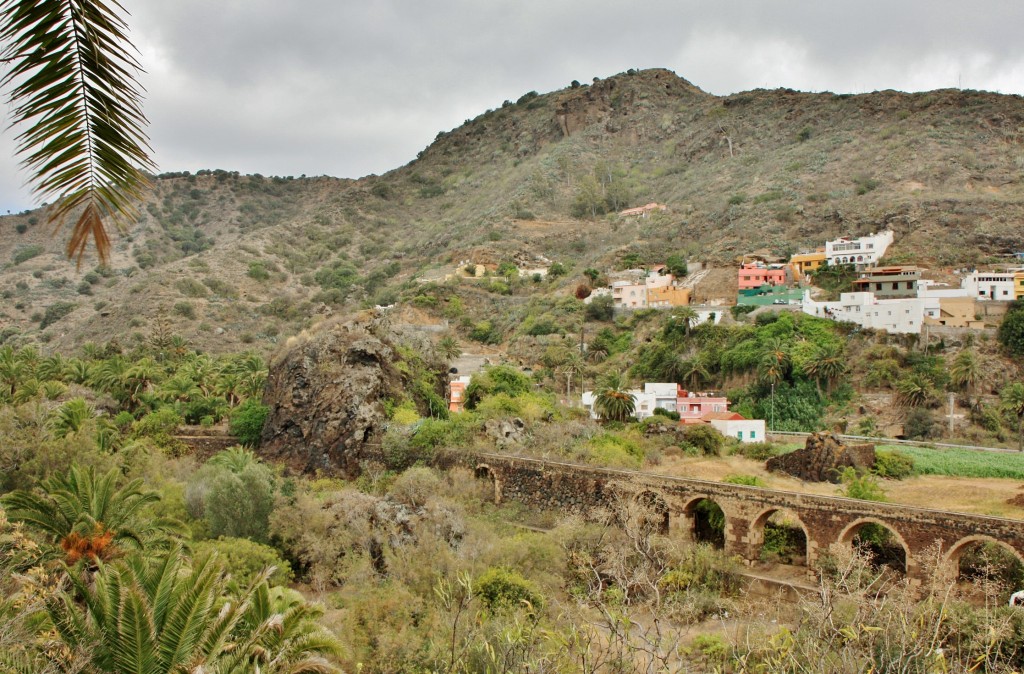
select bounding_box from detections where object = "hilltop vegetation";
[2,68,1024,355]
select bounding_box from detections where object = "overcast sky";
[3,0,1024,213]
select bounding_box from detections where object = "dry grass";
[654,454,1024,520]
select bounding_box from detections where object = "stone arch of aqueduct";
[467,453,1024,583]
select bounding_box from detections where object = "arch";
[838,517,909,574]
[474,463,500,504]
[944,535,1024,585]
[682,496,728,549]
[750,507,809,566]
[635,490,670,535]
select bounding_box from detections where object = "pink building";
[676,390,730,423]
[738,263,786,290]
[448,376,471,413]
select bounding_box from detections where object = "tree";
[435,335,462,362]
[1,465,179,565]
[43,547,341,674]
[1,0,154,264]
[593,372,636,422]
[997,300,1024,358]
[949,348,982,403]
[665,254,688,278]
[802,342,847,396]
[1000,382,1024,451]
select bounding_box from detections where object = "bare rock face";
[259,314,404,475]
[766,431,875,483]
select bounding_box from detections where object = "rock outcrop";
[259,313,406,475]
[766,432,875,483]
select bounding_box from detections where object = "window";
[750,430,756,439]
[737,431,743,440]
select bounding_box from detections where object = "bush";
[193,536,293,589]
[388,467,441,508]
[872,450,915,480]
[839,467,886,501]
[652,407,680,421]
[587,432,645,468]
[903,407,937,439]
[475,567,543,613]
[12,244,44,264]
[229,399,269,447]
[723,474,764,486]
[729,441,780,460]
[682,424,725,456]
[585,295,614,321]
[39,301,77,329]
[173,301,196,319]
[192,461,276,542]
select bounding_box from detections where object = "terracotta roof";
[701,411,745,421]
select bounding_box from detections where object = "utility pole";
[771,382,776,432]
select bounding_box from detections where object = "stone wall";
[457,451,1024,583]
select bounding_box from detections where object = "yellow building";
[789,251,826,281]
[1015,270,1024,300]
[647,285,692,308]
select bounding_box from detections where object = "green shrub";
[39,301,77,329]
[587,432,645,468]
[190,460,276,543]
[839,467,886,501]
[723,474,764,486]
[872,450,915,480]
[12,244,44,265]
[729,441,779,460]
[193,536,293,589]
[173,301,196,319]
[682,424,725,456]
[652,407,680,421]
[247,260,271,281]
[229,399,269,447]
[475,567,543,613]
[175,278,209,297]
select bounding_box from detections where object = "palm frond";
[0,0,154,264]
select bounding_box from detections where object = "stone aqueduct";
[466,452,1024,582]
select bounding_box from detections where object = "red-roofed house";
[702,412,766,443]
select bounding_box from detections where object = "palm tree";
[1000,383,1024,451]
[229,584,343,673]
[0,0,154,264]
[803,342,847,396]
[1,465,179,566]
[436,335,462,362]
[895,374,936,409]
[50,397,94,439]
[44,547,340,673]
[950,349,982,404]
[557,350,586,400]
[593,372,636,422]
[207,446,260,474]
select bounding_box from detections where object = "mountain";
[1,67,1023,355]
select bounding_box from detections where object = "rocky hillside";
[1,68,1023,355]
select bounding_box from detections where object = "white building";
[961,271,1017,301]
[825,230,894,268]
[802,291,939,334]
[706,413,767,443]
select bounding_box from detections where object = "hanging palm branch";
[1,0,154,264]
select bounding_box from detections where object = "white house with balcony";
[802,290,939,334]
[825,230,894,268]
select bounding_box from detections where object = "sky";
[3,0,1024,213]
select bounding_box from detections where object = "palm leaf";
[0,0,154,264]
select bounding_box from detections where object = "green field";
[775,442,1024,480]
[875,444,1024,480]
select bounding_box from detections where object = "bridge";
[465,452,1024,583]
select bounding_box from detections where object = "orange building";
[789,250,826,281]
[647,285,691,308]
[738,262,786,290]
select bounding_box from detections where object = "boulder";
[766,431,875,483]
[259,313,407,475]
[484,417,527,448]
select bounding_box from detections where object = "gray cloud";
[3,0,1024,212]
